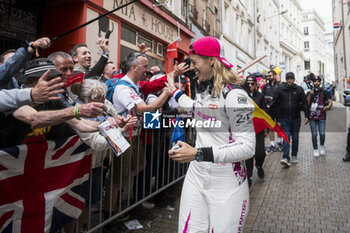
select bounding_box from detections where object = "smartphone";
[105,29,111,39]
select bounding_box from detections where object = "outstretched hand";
[31,70,65,103]
[79,102,106,118]
[138,42,151,54]
[121,115,138,132]
[165,73,176,94]
[32,37,51,50]
[173,61,190,77]
[99,38,110,53]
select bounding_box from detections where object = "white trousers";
[178,162,249,233]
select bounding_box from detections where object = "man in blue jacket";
[0,37,51,90]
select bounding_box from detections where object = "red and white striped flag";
[166,41,178,58]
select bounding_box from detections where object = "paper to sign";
[98,120,130,156]
[124,219,143,230]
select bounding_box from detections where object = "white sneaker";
[291,156,299,163]
[313,149,320,157]
[280,159,291,168]
[319,145,326,155]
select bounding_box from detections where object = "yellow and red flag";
[252,101,289,144]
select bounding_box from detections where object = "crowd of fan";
[0,36,194,232]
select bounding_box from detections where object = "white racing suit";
[173,84,255,233]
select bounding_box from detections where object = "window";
[121,26,136,45]
[304,27,309,35]
[120,25,165,70]
[182,0,187,20]
[304,60,310,70]
[224,3,229,22]
[304,41,309,51]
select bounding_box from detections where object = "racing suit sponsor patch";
[232,162,247,185]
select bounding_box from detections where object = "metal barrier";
[71,127,194,233]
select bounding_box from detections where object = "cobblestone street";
[130,131,350,233]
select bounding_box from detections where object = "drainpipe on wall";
[341,0,348,83]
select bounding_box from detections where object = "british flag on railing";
[0,135,92,233]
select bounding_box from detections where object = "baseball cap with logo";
[23,58,61,83]
[285,72,295,80]
[189,36,233,69]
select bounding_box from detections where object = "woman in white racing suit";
[166,36,255,233]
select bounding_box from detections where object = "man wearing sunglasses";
[262,70,283,153]
[244,74,267,186]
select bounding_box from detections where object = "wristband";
[29,42,36,50]
[172,89,179,96]
[29,41,39,57]
[173,89,184,101]
[195,147,214,162]
[74,105,81,120]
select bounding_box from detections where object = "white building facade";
[255,0,281,74]
[324,20,335,83]
[279,0,304,84]
[220,0,282,77]
[301,10,327,77]
[220,0,255,77]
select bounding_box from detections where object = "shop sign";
[0,1,36,41]
[105,0,176,43]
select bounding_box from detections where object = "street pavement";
[127,102,350,233]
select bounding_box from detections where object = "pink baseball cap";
[189,36,233,69]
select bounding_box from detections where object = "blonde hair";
[212,58,242,96]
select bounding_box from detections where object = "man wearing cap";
[0,73,64,112]
[244,74,267,186]
[275,72,309,168]
[166,36,255,233]
[263,70,283,153]
[307,75,332,157]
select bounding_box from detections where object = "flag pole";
[237,55,267,74]
[51,0,139,43]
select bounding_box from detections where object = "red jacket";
[115,73,167,95]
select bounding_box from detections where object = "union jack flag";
[0,135,92,233]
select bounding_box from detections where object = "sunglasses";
[247,82,256,86]
[268,75,273,77]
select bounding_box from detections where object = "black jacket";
[275,83,309,119]
[249,91,267,111]
[262,81,281,109]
